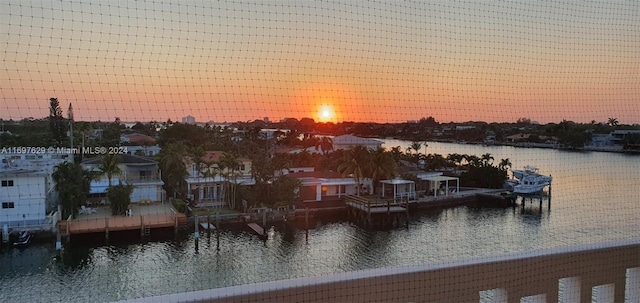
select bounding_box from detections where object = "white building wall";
[130,184,162,202]
[0,174,47,224]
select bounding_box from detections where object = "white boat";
[510,166,552,194]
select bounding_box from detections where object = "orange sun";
[318,105,335,122]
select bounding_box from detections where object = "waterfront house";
[126,144,162,157]
[81,154,165,203]
[0,153,68,228]
[380,178,417,202]
[184,151,254,207]
[288,171,372,204]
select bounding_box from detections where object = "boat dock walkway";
[59,203,187,238]
[247,223,265,236]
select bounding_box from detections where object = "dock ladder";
[143,224,151,236]
[2,225,8,243]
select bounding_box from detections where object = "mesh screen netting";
[1,1,639,302]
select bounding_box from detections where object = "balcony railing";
[125,174,161,182]
[123,238,640,303]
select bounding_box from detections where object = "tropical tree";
[607,117,619,127]
[99,153,122,189]
[48,97,67,147]
[107,183,134,215]
[269,175,302,207]
[498,158,512,171]
[464,154,481,168]
[189,146,206,177]
[424,153,448,171]
[314,136,334,155]
[52,162,94,218]
[409,141,422,155]
[157,143,188,198]
[337,146,371,196]
[217,152,241,209]
[389,146,403,164]
[446,153,465,169]
[369,148,397,194]
[480,153,494,167]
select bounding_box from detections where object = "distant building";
[586,129,640,149]
[332,134,383,151]
[182,115,196,124]
[609,130,640,146]
[126,145,162,157]
[455,125,476,131]
[120,133,156,145]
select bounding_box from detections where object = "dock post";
[305,207,309,241]
[539,193,543,211]
[367,201,371,229]
[194,216,199,240]
[548,184,552,209]
[105,218,109,243]
[55,228,62,252]
[207,210,211,237]
[174,214,178,237]
[194,216,199,252]
[405,197,410,228]
[66,217,71,243]
[140,215,144,237]
[216,209,220,251]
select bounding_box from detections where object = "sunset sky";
[1,0,639,124]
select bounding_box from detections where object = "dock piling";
[216,209,220,251]
[105,217,109,242]
[305,207,309,241]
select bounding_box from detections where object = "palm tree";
[370,148,397,194]
[189,146,206,177]
[314,136,334,155]
[498,158,512,171]
[157,143,188,198]
[52,162,94,218]
[337,146,371,196]
[217,152,241,209]
[425,153,448,171]
[464,154,481,168]
[389,146,403,164]
[480,153,494,167]
[410,141,422,155]
[608,117,619,127]
[100,153,122,189]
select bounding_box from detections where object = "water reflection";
[1,143,639,302]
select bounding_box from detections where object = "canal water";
[1,142,639,302]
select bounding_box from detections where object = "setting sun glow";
[318,105,335,122]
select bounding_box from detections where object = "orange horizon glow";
[1,1,639,125]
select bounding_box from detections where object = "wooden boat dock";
[58,203,187,240]
[345,195,409,228]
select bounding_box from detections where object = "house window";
[2,202,15,209]
[1,180,14,187]
[238,164,246,171]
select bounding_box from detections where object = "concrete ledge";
[117,238,640,303]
